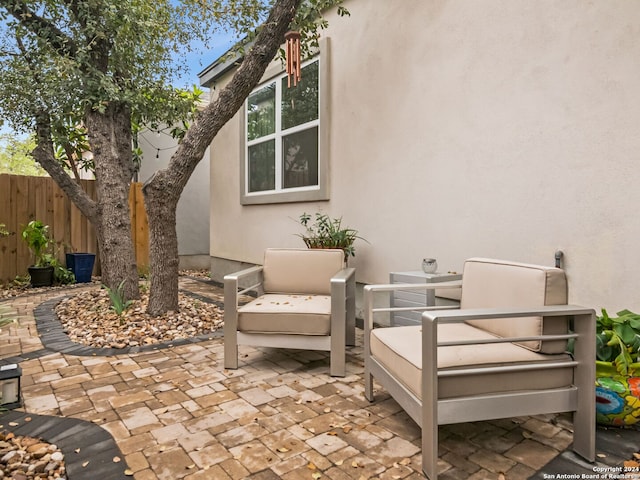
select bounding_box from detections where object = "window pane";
[282,127,318,189]
[248,140,275,192]
[247,83,275,141]
[281,61,319,130]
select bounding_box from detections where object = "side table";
[389,270,462,326]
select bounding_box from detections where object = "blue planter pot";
[65,253,96,283]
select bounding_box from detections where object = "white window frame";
[240,38,330,205]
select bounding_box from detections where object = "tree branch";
[0,0,78,58]
[33,112,98,220]
[146,0,301,196]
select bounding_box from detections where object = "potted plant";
[297,212,367,262]
[594,308,640,426]
[21,220,55,287]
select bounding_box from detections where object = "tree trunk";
[33,106,140,300]
[144,171,180,315]
[85,103,140,300]
[143,0,301,315]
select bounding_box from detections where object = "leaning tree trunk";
[144,0,301,315]
[144,171,180,315]
[85,103,140,301]
[32,108,139,300]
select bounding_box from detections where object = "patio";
[0,278,638,480]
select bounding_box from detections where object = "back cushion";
[263,248,345,295]
[461,258,568,353]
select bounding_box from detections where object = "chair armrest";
[224,265,264,297]
[224,265,264,283]
[422,304,594,325]
[421,304,596,375]
[363,281,462,294]
[331,267,357,349]
[362,282,463,371]
[363,282,462,331]
[331,267,356,285]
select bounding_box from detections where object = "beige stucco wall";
[139,126,210,269]
[207,0,640,313]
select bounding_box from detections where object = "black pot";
[28,266,54,287]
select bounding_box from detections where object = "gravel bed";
[0,430,65,479]
[54,287,223,349]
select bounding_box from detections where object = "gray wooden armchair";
[224,248,356,377]
[364,258,595,479]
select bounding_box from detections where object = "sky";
[173,32,237,89]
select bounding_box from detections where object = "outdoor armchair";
[363,258,596,480]
[224,248,356,377]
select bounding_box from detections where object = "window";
[241,53,329,205]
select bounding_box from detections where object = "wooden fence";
[0,174,148,283]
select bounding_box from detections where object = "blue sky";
[173,33,237,89]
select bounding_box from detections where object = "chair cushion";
[370,325,573,400]
[263,248,345,295]
[460,258,568,353]
[238,294,331,335]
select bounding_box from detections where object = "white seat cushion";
[238,294,331,335]
[263,248,344,295]
[370,325,573,399]
[461,258,568,353]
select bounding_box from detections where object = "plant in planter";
[21,221,75,287]
[297,212,367,262]
[595,308,640,426]
[21,220,55,287]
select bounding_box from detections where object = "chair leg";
[223,279,239,370]
[330,333,346,377]
[223,329,238,369]
[422,315,439,480]
[571,311,596,461]
[346,278,356,346]
[364,361,374,401]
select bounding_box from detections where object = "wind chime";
[285,30,302,88]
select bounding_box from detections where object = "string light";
[138,130,179,160]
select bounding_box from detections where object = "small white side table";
[389,270,462,326]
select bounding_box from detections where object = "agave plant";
[596,309,640,376]
[0,304,18,329]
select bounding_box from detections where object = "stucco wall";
[138,127,210,269]
[206,0,640,313]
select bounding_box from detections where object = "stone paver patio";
[0,278,637,479]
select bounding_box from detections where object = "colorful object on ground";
[595,362,640,426]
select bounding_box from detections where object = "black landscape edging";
[0,411,129,480]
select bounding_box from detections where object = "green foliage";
[51,115,93,177]
[0,0,212,155]
[596,309,640,376]
[52,260,75,285]
[297,211,366,260]
[21,220,52,267]
[0,134,47,176]
[0,223,9,237]
[289,0,350,59]
[0,304,18,329]
[19,221,75,282]
[105,280,134,317]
